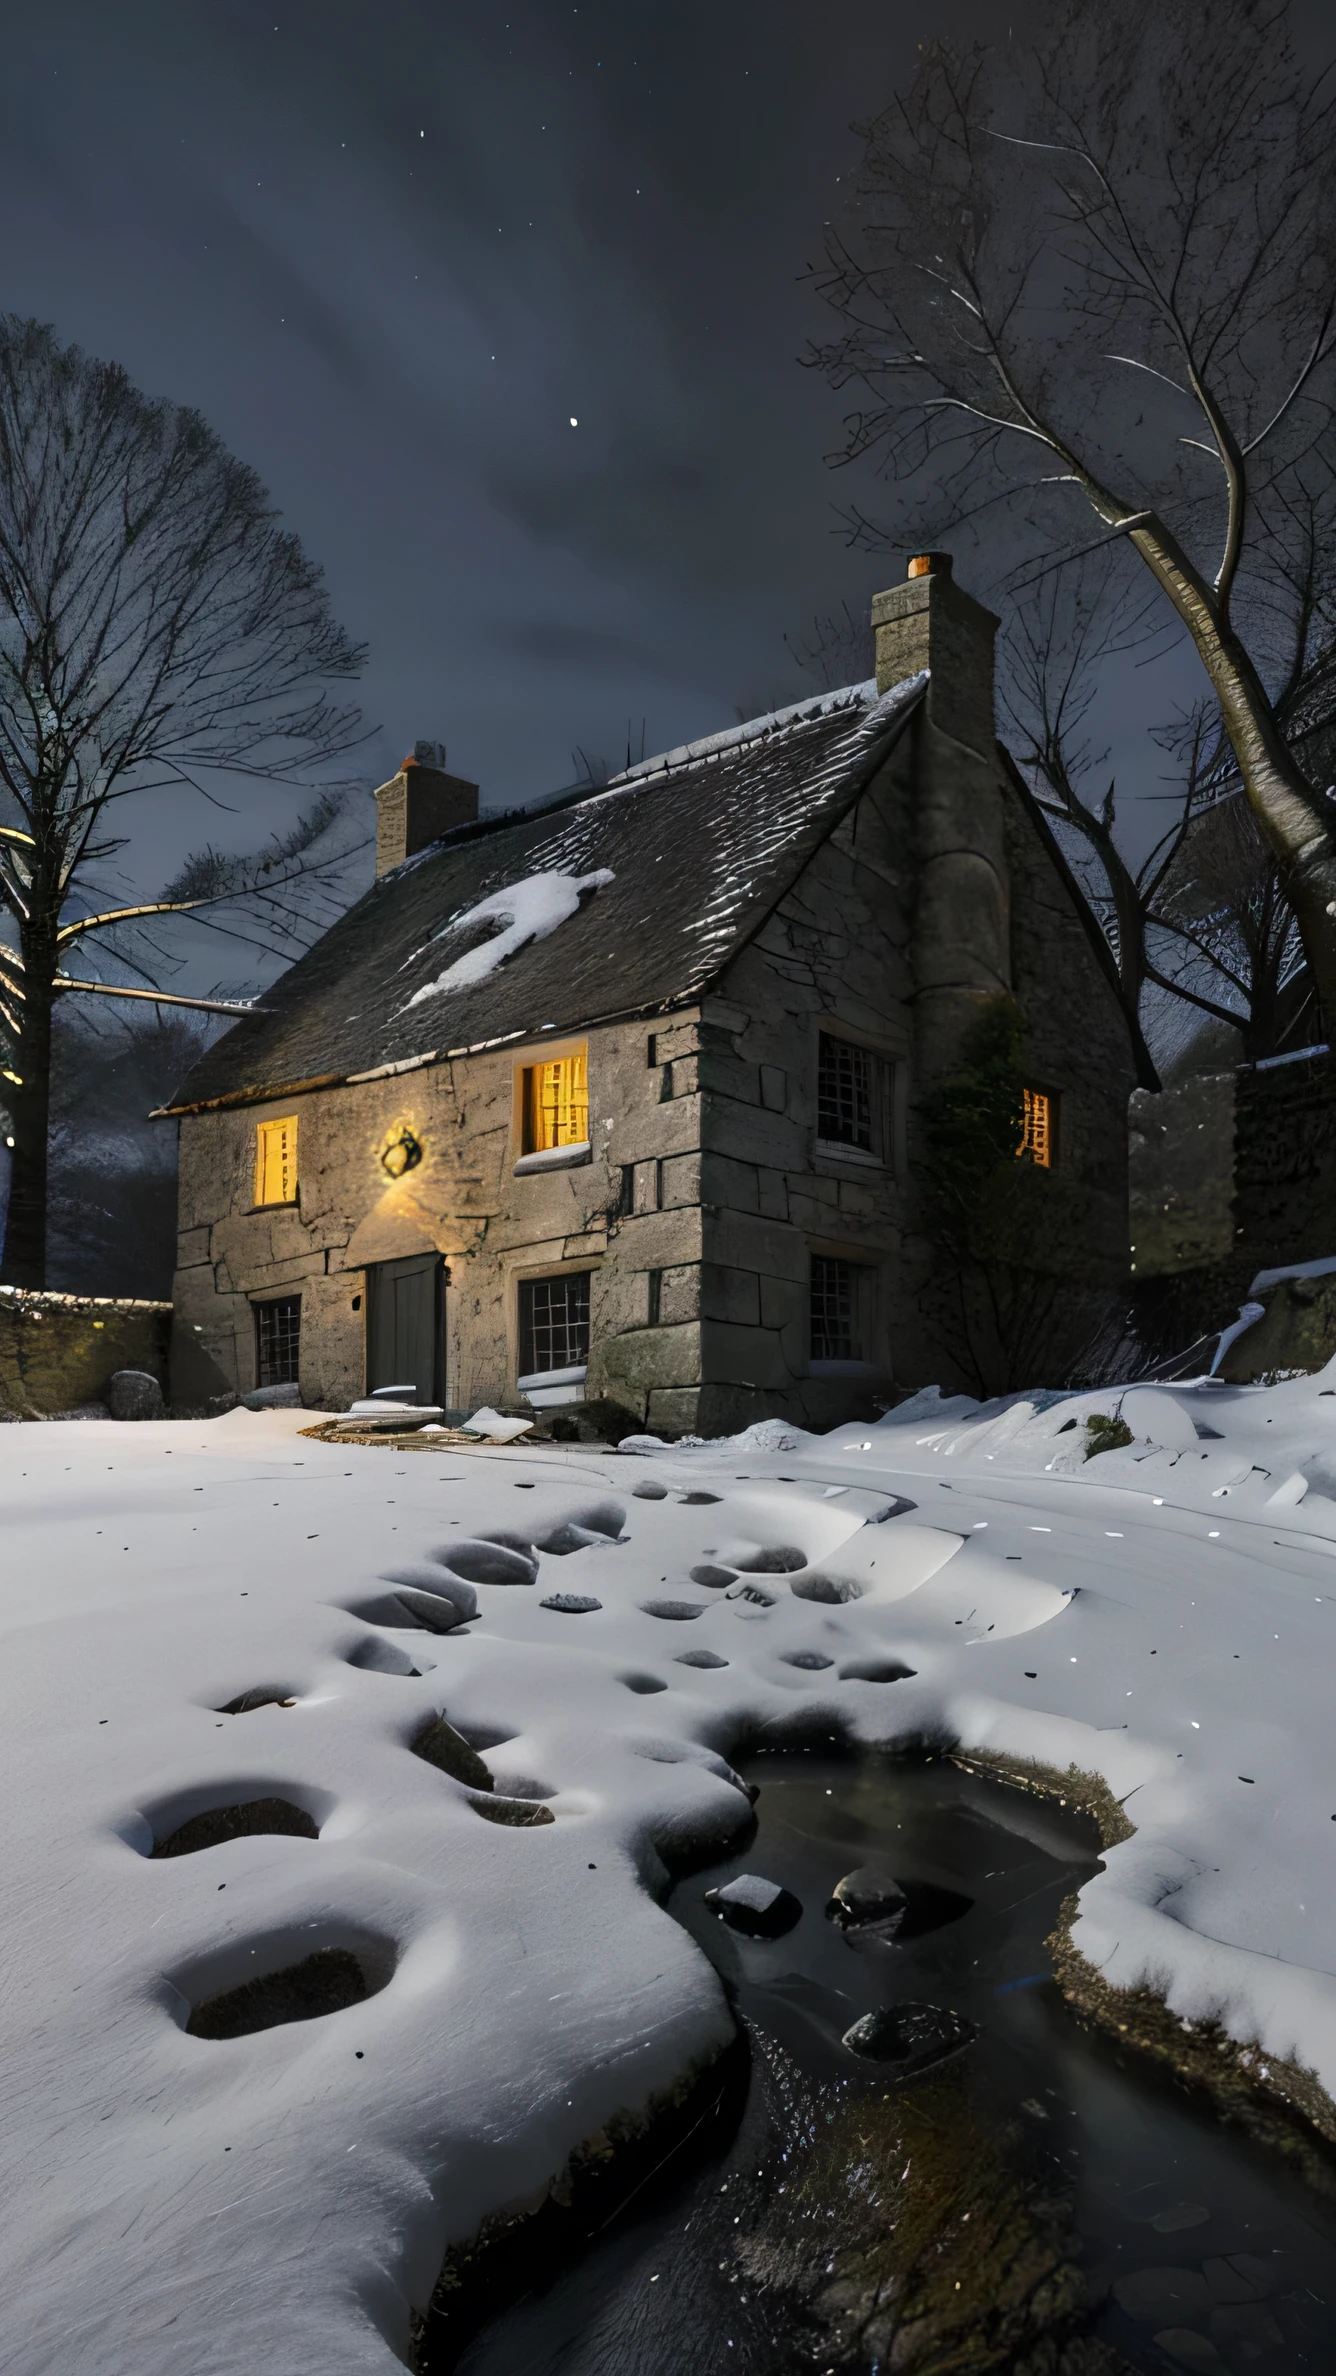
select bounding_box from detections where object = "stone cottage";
[162,557,1149,1430]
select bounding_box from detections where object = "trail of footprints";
[134,1483,916,2042]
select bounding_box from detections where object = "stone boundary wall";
[1128,1049,1336,1368]
[1233,1049,1336,1272]
[0,1288,172,1419]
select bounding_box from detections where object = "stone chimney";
[373,740,480,875]
[870,554,1000,760]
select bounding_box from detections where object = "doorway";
[366,1253,443,1405]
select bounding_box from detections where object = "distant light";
[570,416,578,426]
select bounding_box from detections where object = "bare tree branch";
[806,1,1336,1019]
[0,317,368,1285]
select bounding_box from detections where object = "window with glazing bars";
[522,1049,588,1152]
[1017,1087,1054,1168]
[256,1295,301,1386]
[810,1256,859,1362]
[817,1034,874,1150]
[519,1272,591,1374]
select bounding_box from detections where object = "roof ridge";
[603,678,879,788]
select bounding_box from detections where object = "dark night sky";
[2,0,1329,988]
[3,0,991,914]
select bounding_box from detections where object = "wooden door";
[366,1254,442,1405]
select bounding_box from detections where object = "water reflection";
[441,1751,1336,2374]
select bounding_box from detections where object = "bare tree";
[1005,565,1310,1058]
[1000,558,1185,1037]
[785,598,874,691]
[0,318,366,1286]
[808,0,1336,1020]
[1148,742,1309,1058]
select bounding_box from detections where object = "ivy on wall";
[914,996,1115,1394]
[919,997,1027,1252]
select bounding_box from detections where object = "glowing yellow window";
[523,1050,588,1152]
[1017,1087,1053,1169]
[254,1114,299,1206]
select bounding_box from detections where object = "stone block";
[786,1184,839,1233]
[177,1226,211,1270]
[612,1207,702,1266]
[655,1021,702,1064]
[700,1320,793,1388]
[591,1267,649,1338]
[701,1264,761,1326]
[590,1322,702,1404]
[706,1097,806,1171]
[701,995,750,1037]
[669,1054,698,1098]
[241,1252,327,1290]
[660,1264,701,1325]
[611,1095,702,1167]
[760,1274,807,1331]
[699,1046,761,1105]
[708,1208,807,1281]
[646,1386,703,1435]
[699,1152,759,1213]
[779,1315,809,1371]
[757,1169,790,1220]
[661,1151,702,1209]
[759,1065,788,1112]
[633,1159,660,1215]
[838,1181,876,1215]
[562,1230,608,1260]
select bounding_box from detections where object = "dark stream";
[445,1751,1336,2374]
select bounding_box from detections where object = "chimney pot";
[373,743,479,874]
[907,551,953,579]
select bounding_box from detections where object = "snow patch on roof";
[400,868,614,1012]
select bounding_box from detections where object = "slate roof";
[164,675,927,1113]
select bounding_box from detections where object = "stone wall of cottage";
[999,781,1139,1277]
[172,1014,706,1420]
[593,725,1135,1431]
[623,759,916,1438]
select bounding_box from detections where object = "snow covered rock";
[460,1408,533,1442]
[826,1864,908,1935]
[107,1368,165,1421]
[410,1716,494,1792]
[242,1381,303,1411]
[704,1874,802,1938]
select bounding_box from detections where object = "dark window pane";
[256,1296,301,1386]
[817,1034,873,1150]
[810,1256,858,1362]
[519,1273,591,1374]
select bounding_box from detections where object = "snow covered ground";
[6,1368,1336,2372]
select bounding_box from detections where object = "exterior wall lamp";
[380,1125,423,1180]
